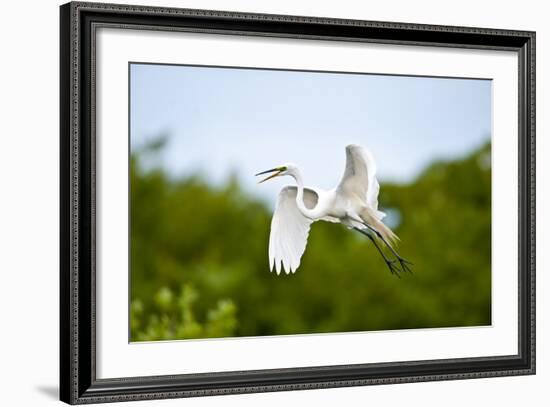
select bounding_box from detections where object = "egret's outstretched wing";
[336,144,385,219]
[269,186,317,275]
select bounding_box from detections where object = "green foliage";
[130,140,491,341]
[130,284,237,341]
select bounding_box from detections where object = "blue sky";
[130,63,491,204]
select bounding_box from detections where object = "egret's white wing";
[269,186,317,274]
[337,144,385,219]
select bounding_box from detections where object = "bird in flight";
[255,144,412,276]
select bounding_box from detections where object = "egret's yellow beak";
[255,168,282,184]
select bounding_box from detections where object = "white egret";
[255,144,412,276]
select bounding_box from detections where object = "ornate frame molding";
[60,2,535,404]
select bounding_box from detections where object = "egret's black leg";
[353,227,402,277]
[363,224,414,274]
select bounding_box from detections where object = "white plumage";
[338,144,385,220]
[268,186,315,275]
[257,144,407,276]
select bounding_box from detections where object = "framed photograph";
[60,1,536,404]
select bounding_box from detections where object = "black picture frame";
[60,1,536,404]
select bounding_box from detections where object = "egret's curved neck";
[290,168,316,219]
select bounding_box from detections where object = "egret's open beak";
[255,168,282,184]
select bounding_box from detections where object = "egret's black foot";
[385,260,402,278]
[398,258,413,274]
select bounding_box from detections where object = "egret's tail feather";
[360,207,399,247]
[376,220,400,246]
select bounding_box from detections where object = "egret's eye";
[278,166,287,172]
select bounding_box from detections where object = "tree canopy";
[130,141,491,341]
